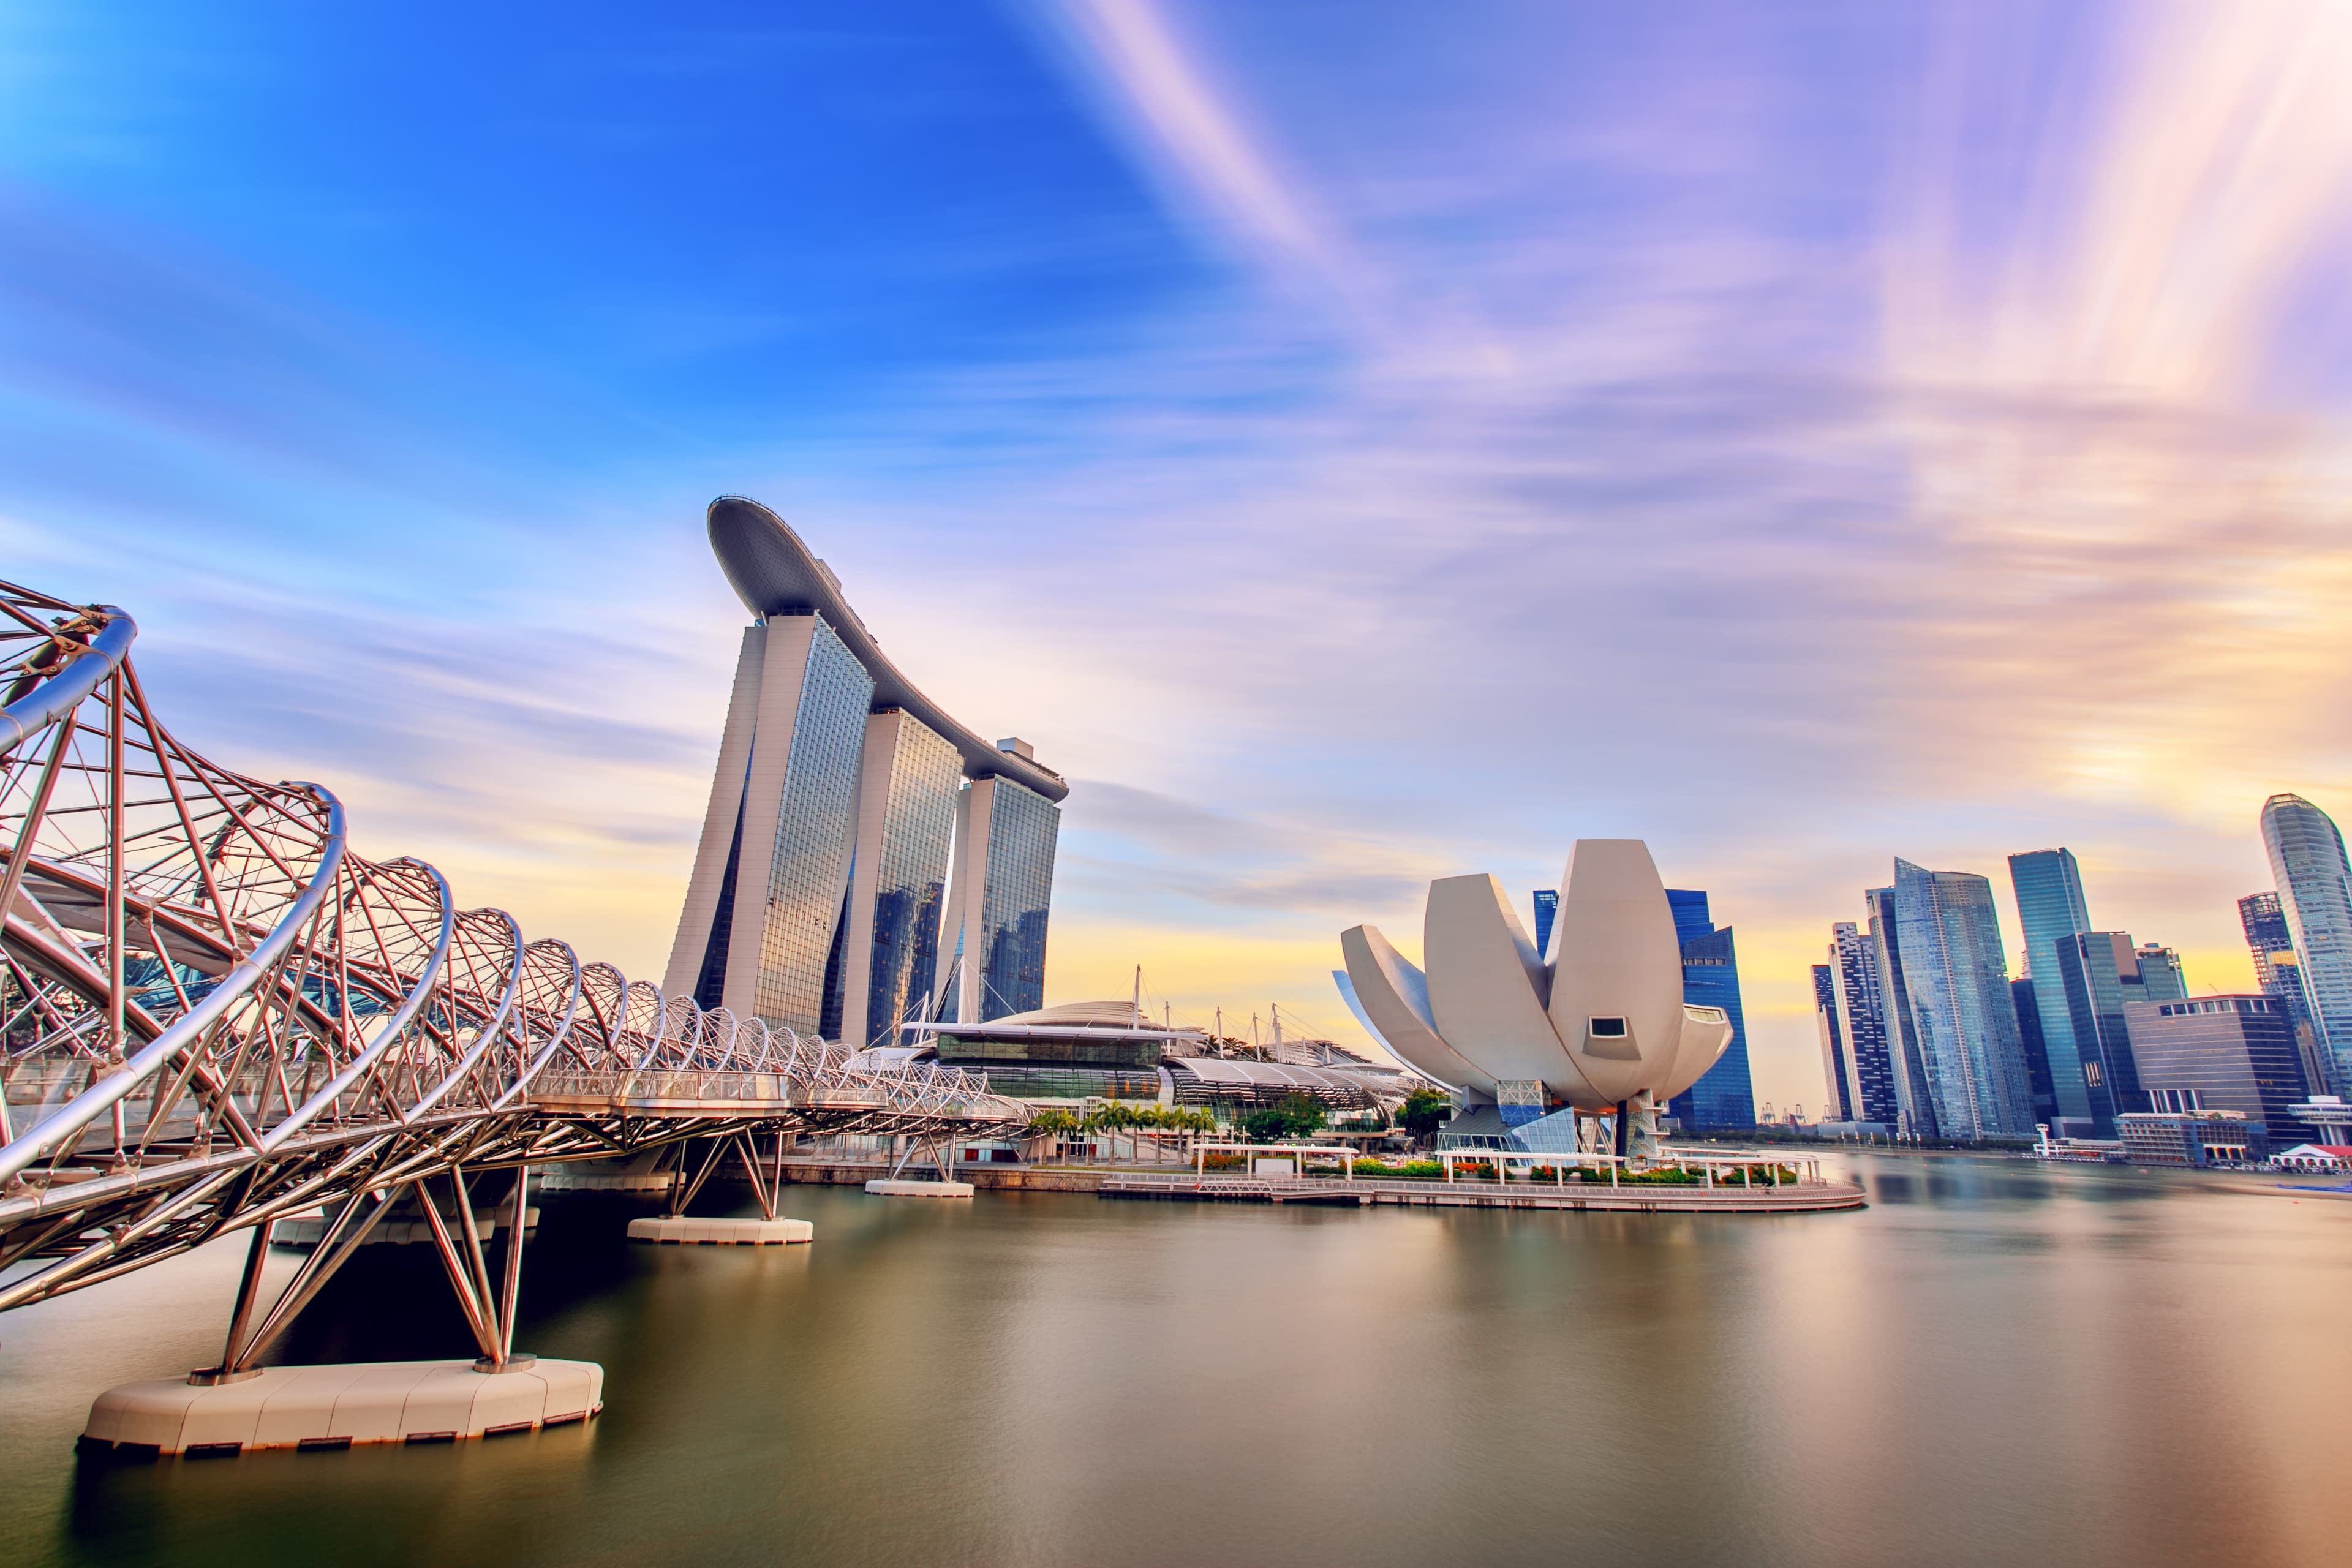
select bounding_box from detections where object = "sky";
[6,0,2352,1115]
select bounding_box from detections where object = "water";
[2,1155,2347,1567]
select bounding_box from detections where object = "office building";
[666,497,1068,1044]
[1866,884,1940,1138]
[1531,889,1559,959]
[1828,921,1902,1126]
[2011,977,2059,1128]
[2261,793,2352,1095]
[2048,931,2174,1131]
[2123,996,2314,1148]
[1814,963,1853,1121]
[1667,889,1757,1129]
[2239,891,2331,1092]
[2134,943,2187,1003]
[2007,848,2098,1135]
[1892,859,2037,1140]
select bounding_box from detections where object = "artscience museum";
[1338,839,1732,1161]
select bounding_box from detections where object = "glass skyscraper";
[668,497,1069,1043]
[2007,848,2097,1133]
[1828,919,1900,1126]
[1664,889,1755,1129]
[1891,859,2037,1140]
[832,709,962,1049]
[2239,891,2330,1096]
[976,777,1061,1020]
[1866,884,1939,1138]
[1813,963,1853,1121]
[2260,793,2352,1096]
[1531,889,1559,959]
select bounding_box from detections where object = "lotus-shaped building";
[1339,840,1731,1158]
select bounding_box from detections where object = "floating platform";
[77,1357,603,1459]
[625,1215,812,1244]
[865,1179,975,1198]
[1099,1175,1866,1213]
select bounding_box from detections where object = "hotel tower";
[664,497,1066,1046]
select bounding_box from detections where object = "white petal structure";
[1341,839,1730,1115]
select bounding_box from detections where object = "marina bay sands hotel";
[664,497,1065,1048]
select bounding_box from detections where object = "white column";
[943,777,999,1024]
[663,624,767,998]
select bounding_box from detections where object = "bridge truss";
[0,581,1022,1369]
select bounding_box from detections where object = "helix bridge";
[0,579,1023,1381]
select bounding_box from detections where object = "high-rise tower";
[2007,848,2097,1134]
[2239,891,2331,1096]
[1892,859,2037,1140]
[2258,792,2352,1096]
[1665,889,1755,1129]
[665,498,1068,1046]
[1828,920,1899,1126]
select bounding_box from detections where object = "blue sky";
[7,1,2352,1112]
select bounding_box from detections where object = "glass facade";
[2261,793,2352,1096]
[1814,963,1853,1120]
[2049,932,2144,1131]
[854,714,961,1047]
[2239,891,2329,1093]
[2011,977,2057,1126]
[1829,919,1901,1125]
[2007,848,2097,1128]
[1664,890,1755,1129]
[1531,889,1559,960]
[2127,995,2316,1146]
[977,777,1060,1021]
[1893,859,2036,1140]
[752,616,875,1036]
[1867,884,1940,1138]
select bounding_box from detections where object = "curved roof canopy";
[707,496,1068,802]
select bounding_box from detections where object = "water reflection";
[2,1154,2346,1567]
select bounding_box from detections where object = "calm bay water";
[2,1155,2348,1567]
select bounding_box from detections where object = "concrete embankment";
[765,1160,1864,1212]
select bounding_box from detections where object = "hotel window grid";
[977,778,1061,1020]
[752,617,875,1035]
[862,715,961,1047]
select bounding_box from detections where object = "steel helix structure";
[0,579,1022,1334]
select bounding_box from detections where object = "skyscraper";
[2011,977,2057,1127]
[666,498,1068,1043]
[2258,792,2352,1096]
[1892,859,2037,1140]
[1665,889,1755,1128]
[2007,848,2098,1134]
[1866,884,1939,1137]
[1531,888,1559,959]
[2049,932,2149,1128]
[1828,920,1901,1126]
[937,766,1063,1022]
[1813,963,1853,1121]
[2239,891,2331,1097]
[2134,943,2187,1003]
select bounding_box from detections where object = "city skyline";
[9,1,2352,1115]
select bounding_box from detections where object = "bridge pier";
[91,1162,608,1460]
[627,1133,814,1243]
